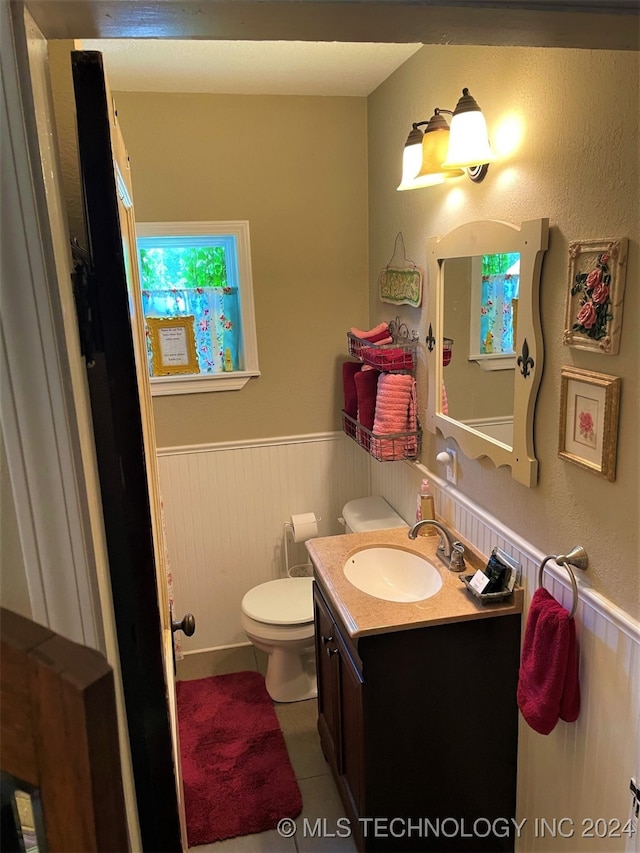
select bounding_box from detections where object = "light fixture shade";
[396,124,425,191]
[415,112,464,186]
[441,88,495,171]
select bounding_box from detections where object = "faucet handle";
[450,542,466,572]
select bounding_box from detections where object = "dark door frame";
[72,50,181,852]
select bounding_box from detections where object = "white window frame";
[136,220,260,395]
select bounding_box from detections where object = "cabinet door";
[335,632,364,818]
[314,587,339,764]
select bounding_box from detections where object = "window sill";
[468,354,516,371]
[150,371,261,396]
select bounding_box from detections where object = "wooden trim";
[156,429,344,455]
[0,607,129,852]
[0,1,103,646]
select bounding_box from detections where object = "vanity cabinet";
[315,585,364,822]
[313,578,522,853]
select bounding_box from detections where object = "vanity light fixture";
[414,111,465,186]
[397,87,495,190]
[396,122,428,191]
[441,88,495,183]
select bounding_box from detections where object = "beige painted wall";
[113,92,369,447]
[368,45,639,618]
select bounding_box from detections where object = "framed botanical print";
[558,367,621,481]
[563,238,628,355]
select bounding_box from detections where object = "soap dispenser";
[417,479,436,536]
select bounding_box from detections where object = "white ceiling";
[81,40,423,97]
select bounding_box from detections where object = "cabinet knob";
[326,646,339,657]
[321,634,334,645]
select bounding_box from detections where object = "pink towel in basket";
[370,374,417,460]
[350,322,389,340]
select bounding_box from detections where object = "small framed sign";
[147,316,200,377]
[378,232,423,307]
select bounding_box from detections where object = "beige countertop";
[306,525,523,638]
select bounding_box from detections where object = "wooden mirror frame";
[425,218,549,487]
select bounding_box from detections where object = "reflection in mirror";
[0,774,43,853]
[425,219,549,487]
[443,253,519,447]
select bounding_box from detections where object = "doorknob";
[172,613,196,636]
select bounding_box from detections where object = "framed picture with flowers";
[558,367,621,481]
[563,237,628,354]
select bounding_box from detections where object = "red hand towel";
[342,361,361,419]
[559,616,580,724]
[365,347,414,371]
[517,588,580,735]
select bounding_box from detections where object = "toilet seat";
[241,577,314,626]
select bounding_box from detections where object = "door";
[1,607,128,851]
[72,50,188,851]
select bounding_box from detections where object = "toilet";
[240,496,406,703]
[341,495,406,534]
[241,576,317,703]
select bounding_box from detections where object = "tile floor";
[177,646,357,853]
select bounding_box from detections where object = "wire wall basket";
[342,411,422,463]
[347,332,417,372]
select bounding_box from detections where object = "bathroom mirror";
[425,219,549,486]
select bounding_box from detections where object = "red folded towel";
[355,369,379,430]
[364,347,414,371]
[517,588,580,735]
[342,361,361,419]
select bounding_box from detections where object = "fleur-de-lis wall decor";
[517,338,534,378]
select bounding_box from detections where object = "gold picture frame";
[558,366,621,481]
[147,316,200,377]
[562,237,628,355]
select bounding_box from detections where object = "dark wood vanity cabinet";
[315,586,365,822]
[313,580,522,853]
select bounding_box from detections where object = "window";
[136,221,259,394]
[469,252,520,370]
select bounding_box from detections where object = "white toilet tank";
[341,496,406,534]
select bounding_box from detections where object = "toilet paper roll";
[290,512,319,543]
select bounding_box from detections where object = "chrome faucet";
[407,519,466,572]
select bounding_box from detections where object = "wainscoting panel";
[372,459,640,853]
[157,433,370,652]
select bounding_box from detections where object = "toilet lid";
[241,577,314,626]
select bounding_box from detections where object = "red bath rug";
[176,670,302,846]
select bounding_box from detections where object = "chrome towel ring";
[538,546,589,619]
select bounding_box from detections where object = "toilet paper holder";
[283,513,320,577]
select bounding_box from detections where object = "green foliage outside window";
[139,246,227,290]
[481,252,519,277]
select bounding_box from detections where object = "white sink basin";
[343,546,442,602]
